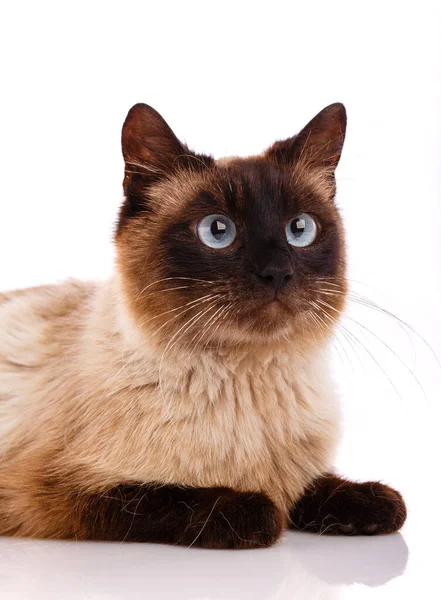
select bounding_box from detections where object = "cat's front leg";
[289,474,406,535]
[66,483,283,548]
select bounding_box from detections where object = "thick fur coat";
[0,103,406,545]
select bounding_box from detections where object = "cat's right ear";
[265,103,347,174]
[117,104,213,235]
[121,103,188,194]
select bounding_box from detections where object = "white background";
[1,1,440,598]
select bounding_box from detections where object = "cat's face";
[116,103,347,349]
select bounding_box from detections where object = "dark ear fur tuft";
[122,103,188,183]
[266,103,347,171]
[117,103,213,236]
[121,103,188,200]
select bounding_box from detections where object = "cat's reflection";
[288,530,409,587]
[0,531,408,600]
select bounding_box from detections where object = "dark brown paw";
[290,476,407,536]
[182,491,284,549]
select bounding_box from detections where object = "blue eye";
[196,214,237,249]
[286,214,317,247]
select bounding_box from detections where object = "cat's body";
[0,278,339,536]
[0,103,406,546]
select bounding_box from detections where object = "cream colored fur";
[0,276,341,531]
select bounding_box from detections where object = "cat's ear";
[122,103,189,189]
[266,103,347,172]
[117,104,213,235]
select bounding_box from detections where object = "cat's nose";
[257,262,293,292]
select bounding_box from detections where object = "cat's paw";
[291,477,406,536]
[184,491,284,549]
[324,481,406,535]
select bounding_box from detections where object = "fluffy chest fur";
[0,281,340,518]
[143,349,341,514]
[0,102,363,544]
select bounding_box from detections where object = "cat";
[0,102,406,548]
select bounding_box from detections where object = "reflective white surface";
[0,531,410,599]
[1,1,440,598]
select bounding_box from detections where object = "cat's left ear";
[266,103,347,172]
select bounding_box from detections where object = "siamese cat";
[0,103,406,547]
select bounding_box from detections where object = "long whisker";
[144,295,221,340]
[317,295,428,401]
[316,278,440,372]
[314,302,405,402]
[136,277,214,301]
[159,301,228,414]
[157,300,223,418]
[320,285,418,362]
[344,311,428,404]
[310,301,352,367]
[186,303,230,355]
[342,323,404,403]
[207,304,236,348]
[157,299,224,405]
[349,293,440,370]
[142,293,220,327]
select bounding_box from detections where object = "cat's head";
[115,103,347,349]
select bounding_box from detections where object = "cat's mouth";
[266,296,283,306]
[257,296,291,317]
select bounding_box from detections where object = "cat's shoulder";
[0,280,97,355]
[0,279,95,310]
